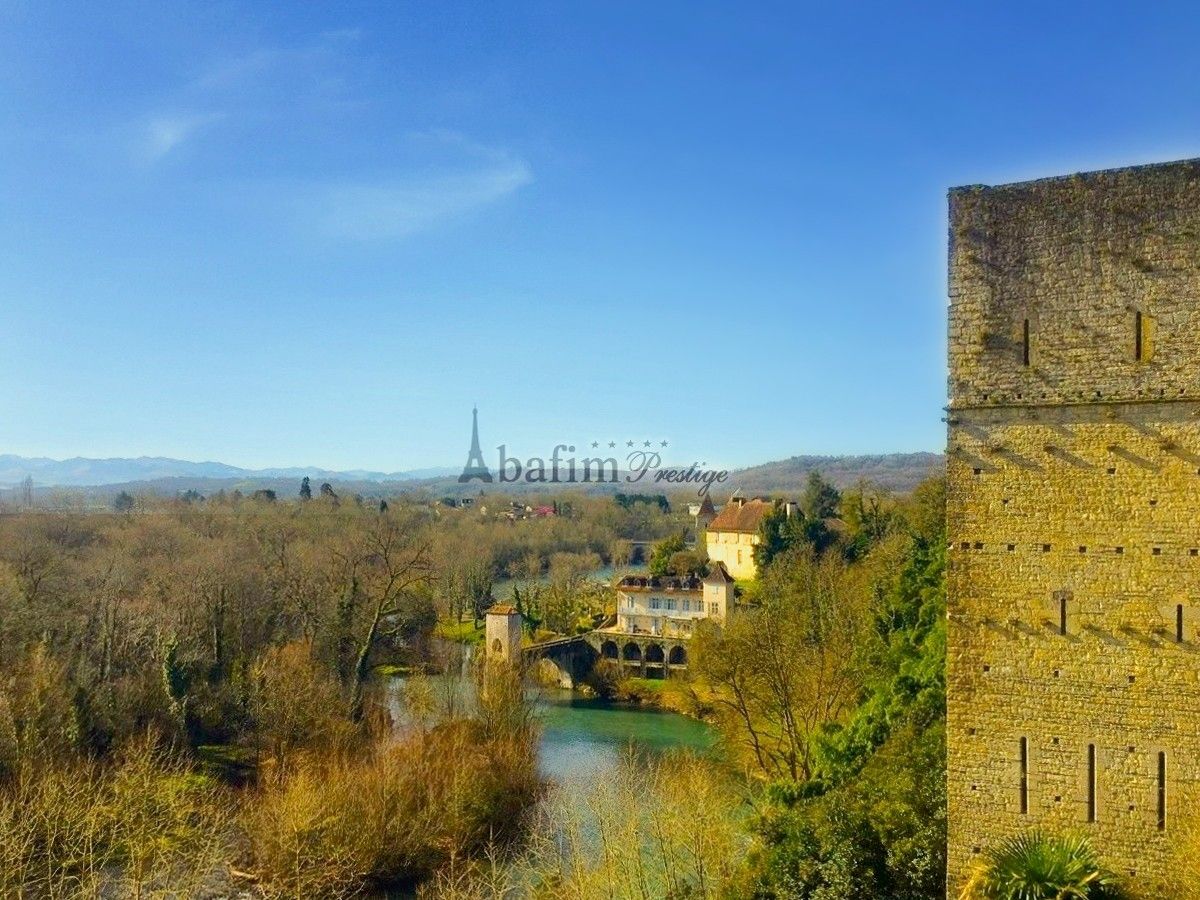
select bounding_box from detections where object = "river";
[382,674,718,897]
[535,688,716,780]
[387,674,716,782]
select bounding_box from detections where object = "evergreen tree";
[801,470,841,521]
[299,476,312,501]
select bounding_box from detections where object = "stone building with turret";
[946,159,1200,896]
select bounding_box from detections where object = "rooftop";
[707,497,774,534]
[617,574,703,592]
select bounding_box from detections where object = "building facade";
[946,160,1200,896]
[485,604,523,666]
[615,565,734,637]
[705,497,772,579]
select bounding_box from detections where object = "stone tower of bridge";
[946,159,1200,897]
[485,604,522,667]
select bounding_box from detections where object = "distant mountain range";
[0,455,456,488]
[0,451,943,498]
[730,452,944,494]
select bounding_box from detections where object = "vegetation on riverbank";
[7,473,1095,899]
[687,474,950,897]
[0,489,679,895]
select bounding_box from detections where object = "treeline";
[0,491,677,896]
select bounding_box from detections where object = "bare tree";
[338,514,433,721]
[692,547,867,781]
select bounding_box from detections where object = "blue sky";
[4,1,1200,472]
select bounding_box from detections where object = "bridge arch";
[622,642,643,662]
[645,644,665,664]
[668,645,687,666]
[601,640,619,659]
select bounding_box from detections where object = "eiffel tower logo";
[459,406,493,483]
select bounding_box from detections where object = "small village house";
[704,495,773,579]
[613,563,734,637]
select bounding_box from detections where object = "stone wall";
[946,159,1200,898]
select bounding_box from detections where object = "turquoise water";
[535,689,716,780]
[387,675,716,781]
[381,680,718,898]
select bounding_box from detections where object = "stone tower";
[485,604,522,666]
[946,159,1200,897]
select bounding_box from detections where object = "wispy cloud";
[141,111,225,161]
[193,29,362,94]
[311,156,533,241]
[126,32,533,239]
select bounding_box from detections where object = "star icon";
[591,441,599,448]
[643,440,651,447]
[660,440,669,447]
[608,441,616,448]
[626,440,634,447]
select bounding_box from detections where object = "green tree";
[112,491,135,512]
[648,533,687,575]
[299,477,312,501]
[754,505,809,570]
[692,547,868,781]
[801,471,841,521]
[841,481,896,560]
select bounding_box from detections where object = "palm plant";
[960,830,1125,900]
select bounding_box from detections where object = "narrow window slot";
[1177,605,1185,643]
[1087,744,1097,823]
[1135,311,1144,361]
[1019,737,1029,814]
[1060,596,1068,636]
[1158,752,1167,831]
[1023,319,1031,366]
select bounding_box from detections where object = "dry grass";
[0,736,232,899]
[423,749,746,900]
[246,663,541,899]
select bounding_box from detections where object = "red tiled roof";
[706,497,773,534]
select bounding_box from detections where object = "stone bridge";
[523,631,689,688]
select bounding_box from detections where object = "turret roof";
[703,561,735,585]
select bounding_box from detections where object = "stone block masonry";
[946,158,1200,898]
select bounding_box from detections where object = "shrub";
[424,750,744,900]
[739,720,946,900]
[584,658,622,699]
[250,640,359,775]
[960,831,1124,900]
[246,671,540,898]
[0,735,231,897]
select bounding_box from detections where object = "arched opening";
[668,645,687,666]
[491,638,502,655]
[622,642,642,662]
[601,640,619,659]
[643,644,666,679]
